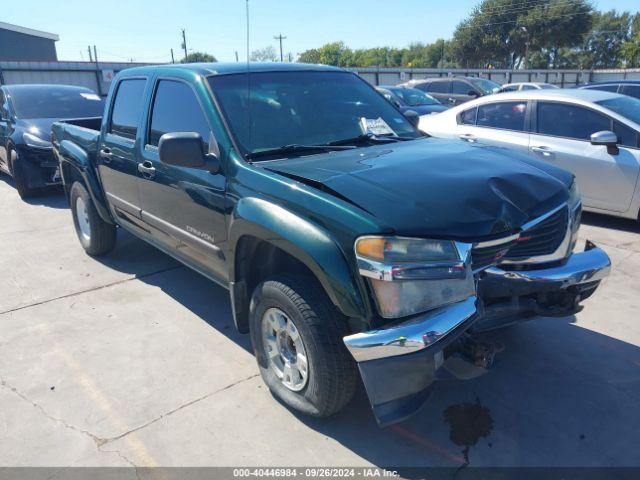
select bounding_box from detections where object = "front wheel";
[250,275,358,418]
[69,181,116,256]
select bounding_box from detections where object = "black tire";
[249,274,358,418]
[10,150,37,199]
[69,181,116,256]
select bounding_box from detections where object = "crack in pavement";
[0,374,103,446]
[98,373,260,447]
[0,265,184,317]
[0,371,259,461]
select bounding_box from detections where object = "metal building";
[0,22,58,61]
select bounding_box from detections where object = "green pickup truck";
[52,63,611,426]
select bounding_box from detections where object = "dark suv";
[580,81,640,100]
[402,76,500,106]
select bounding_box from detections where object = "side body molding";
[227,197,366,330]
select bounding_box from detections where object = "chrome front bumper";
[343,241,610,426]
[479,241,611,298]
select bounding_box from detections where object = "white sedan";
[419,89,640,220]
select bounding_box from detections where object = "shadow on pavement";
[92,228,640,471]
[0,173,67,209]
[582,211,639,233]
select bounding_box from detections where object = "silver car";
[419,89,640,220]
[498,82,559,92]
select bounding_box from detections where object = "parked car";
[52,63,609,426]
[498,82,558,92]
[579,80,640,100]
[376,85,449,115]
[0,84,104,198]
[419,88,640,220]
[400,76,500,106]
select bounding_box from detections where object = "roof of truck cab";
[119,62,345,77]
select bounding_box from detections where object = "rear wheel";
[10,150,37,199]
[70,181,116,256]
[250,274,357,417]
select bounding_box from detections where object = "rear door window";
[425,81,449,93]
[148,80,211,149]
[452,80,471,94]
[109,79,147,140]
[537,102,610,140]
[477,102,527,131]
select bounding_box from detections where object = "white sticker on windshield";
[360,117,397,136]
[80,93,101,101]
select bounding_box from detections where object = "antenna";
[246,0,252,159]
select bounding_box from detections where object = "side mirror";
[403,109,420,128]
[158,132,220,173]
[467,90,480,97]
[590,130,619,155]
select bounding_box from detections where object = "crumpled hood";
[264,138,573,240]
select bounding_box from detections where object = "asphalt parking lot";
[0,176,639,470]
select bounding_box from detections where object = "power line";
[458,9,591,30]
[477,0,582,15]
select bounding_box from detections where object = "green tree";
[180,51,216,63]
[250,46,278,62]
[583,10,633,68]
[317,42,352,66]
[451,0,593,69]
[298,48,321,64]
[619,13,640,67]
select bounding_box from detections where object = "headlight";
[568,181,582,253]
[355,236,475,318]
[23,132,53,149]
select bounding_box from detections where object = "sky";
[3,0,639,63]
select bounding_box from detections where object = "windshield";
[10,87,104,119]
[208,71,421,157]
[596,96,640,125]
[391,87,440,106]
[468,78,500,94]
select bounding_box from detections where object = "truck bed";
[51,117,102,165]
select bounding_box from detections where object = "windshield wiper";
[245,143,355,160]
[328,133,416,146]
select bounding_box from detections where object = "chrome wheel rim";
[261,307,309,391]
[75,196,91,242]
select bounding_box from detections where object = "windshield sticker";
[80,93,101,101]
[360,117,397,136]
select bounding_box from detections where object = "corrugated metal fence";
[1,61,640,94]
[350,67,640,87]
[0,61,153,96]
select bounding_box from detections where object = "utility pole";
[92,45,102,96]
[273,34,287,62]
[87,46,93,63]
[181,29,188,62]
[439,39,445,69]
[171,48,175,63]
[235,51,239,62]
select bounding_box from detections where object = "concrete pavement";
[0,176,639,470]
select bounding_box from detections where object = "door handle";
[459,133,477,143]
[138,161,156,179]
[531,146,554,157]
[100,147,113,163]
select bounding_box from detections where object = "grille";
[505,207,569,260]
[471,239,517,271]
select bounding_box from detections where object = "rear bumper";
[343,241,610,427]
